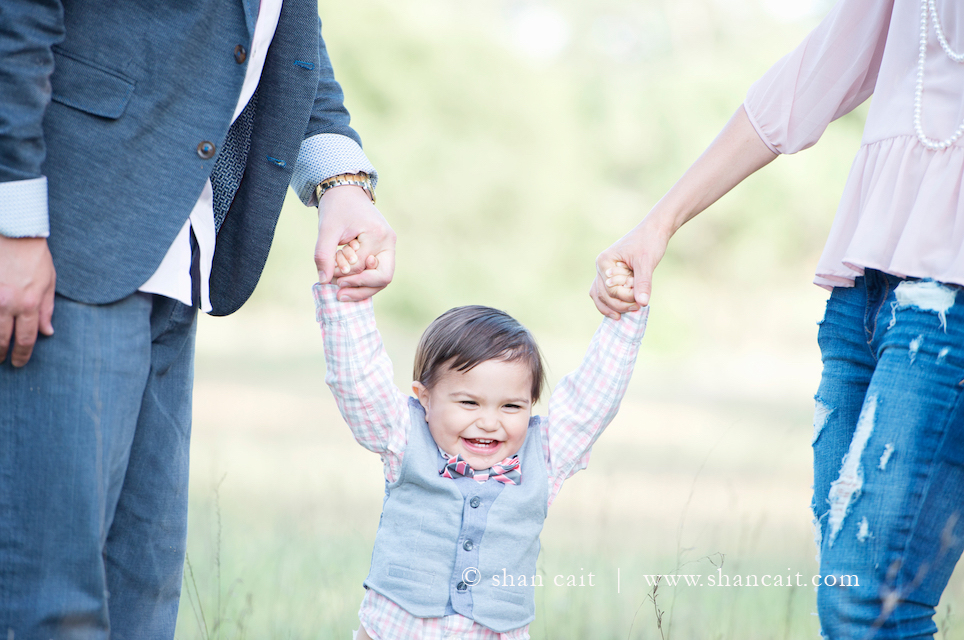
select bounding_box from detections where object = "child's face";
[413,358,533,471]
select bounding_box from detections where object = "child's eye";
[460,400,478,407]
[504,404,522,410]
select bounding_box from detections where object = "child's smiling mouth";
[461,437,502,456]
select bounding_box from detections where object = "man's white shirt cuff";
[291,133,378,206]
[0,177,50,238]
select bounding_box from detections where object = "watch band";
[315,172,376,204]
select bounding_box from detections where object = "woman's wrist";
[638,202,683,245]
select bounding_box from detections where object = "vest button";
[196,141,216,159]
[456,581,467,591]
[234,44,247,64]
[469,496,481,508]
[463,540,474,551]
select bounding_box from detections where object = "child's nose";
[476,410,500,430]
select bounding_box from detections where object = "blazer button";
[197,141,216,159]
[469,496,481,508]
[463,540,474,551]
[234,45,247,64]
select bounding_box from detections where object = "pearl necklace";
[915,0,964,150]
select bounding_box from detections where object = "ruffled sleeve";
[744,0,894,154]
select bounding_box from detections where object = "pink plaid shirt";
[314,284,647,640]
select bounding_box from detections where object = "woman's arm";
[591,105,776,317]
[593,0,893,318]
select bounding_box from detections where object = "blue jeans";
[814,269,964,639]
[0,292,196,639]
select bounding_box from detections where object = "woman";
[592,0,964,637]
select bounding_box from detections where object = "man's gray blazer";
[2,0,362,315]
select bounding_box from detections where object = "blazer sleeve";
[0,0,66,237]
[290,16,377,206]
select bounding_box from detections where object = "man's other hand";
[0,236,56,366]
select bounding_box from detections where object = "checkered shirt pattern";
[314,283,648,639]
[357,589,529,640]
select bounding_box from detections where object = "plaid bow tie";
[441,454,521,485]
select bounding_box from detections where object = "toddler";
[315,259,645,640]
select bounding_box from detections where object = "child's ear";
[412,381,430,410]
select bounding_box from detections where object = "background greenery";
[175,0,964,637]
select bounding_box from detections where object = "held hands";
[0,236,56,367]
[590,217,672,320]
[332,238,380,294]
[604,261,635,304]
[315,184,396,301]
[590,107,777,320]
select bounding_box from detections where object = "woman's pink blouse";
[744,0,964,288]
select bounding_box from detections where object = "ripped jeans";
[813,269,964,639]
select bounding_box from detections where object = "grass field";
[176,293,964,638]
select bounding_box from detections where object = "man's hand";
[0,236,56,366]
[315,185,395,301]
[590,217,670,320]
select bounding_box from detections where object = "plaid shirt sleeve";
[543,307,649,505]
[314,283,411,483]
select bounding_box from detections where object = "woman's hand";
[590,105,777,320]
[590,217,672,319]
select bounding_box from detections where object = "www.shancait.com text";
[479,568,859,591]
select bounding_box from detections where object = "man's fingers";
[0,315,13,364]
[335,286,381,302]
[10,313,38,368]
[334,262,393,291]
[39,284,55,337]
[314,215,348,284]
[0,236,57,366]
[316,185,396,290]
[333,246,395,301]
[314,243,337,284]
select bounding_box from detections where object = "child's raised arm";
[314,283,411,482]
[543,302,648,504]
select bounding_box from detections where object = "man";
[0,0,394,636]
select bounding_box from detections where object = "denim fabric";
[0,293,196,639]
[813,269,964,639]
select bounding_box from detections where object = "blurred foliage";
[256,0,867,347]
[175,3,962,638]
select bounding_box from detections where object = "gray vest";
[365,397,548,632]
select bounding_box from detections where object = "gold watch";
[315,172,376,204]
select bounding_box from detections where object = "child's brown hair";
[413,306,547,403]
